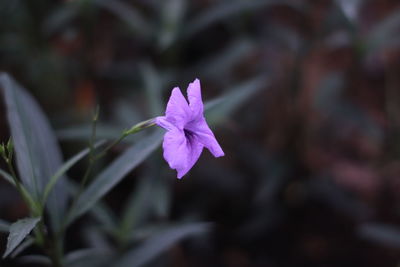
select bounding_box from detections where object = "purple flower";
[155,79,224,178]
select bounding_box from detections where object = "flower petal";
[187,78,203,119]
[186,117,224,157]
[162,128,204,179]
[155,116,176,131]
[165,87,192,129]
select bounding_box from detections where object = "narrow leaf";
[114,223,212,267]
[94,0,152,39]
[0,73,68,232]
[0,169,15,186]
[17,255,51,266]
[65,249,113,267]
[359,223,400,248]
[365,8,400,53]
[67,130,163,224]
[184,0,300,37]
[205,76,268,125]
[3,217,40,258]
[42,140,106,205]
[10,237,34,258]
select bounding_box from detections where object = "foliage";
[1,0,400,266]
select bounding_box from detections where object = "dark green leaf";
[0,169,15,186]
[17,255,51,266]
[3,217,40,258]
[365,8,400,53]
[42,140,106,205]
[0,73,68,232]
[205,75,269,125]
[114,223,212,267]
[184,0,300,37]
[359,223,400,248]
[65,249,113,267]
[10,237,34,258]
[94,0,152,39]
[67,130,163,224]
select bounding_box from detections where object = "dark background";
[1,0,400,266]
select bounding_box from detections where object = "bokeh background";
[1,0,400,266]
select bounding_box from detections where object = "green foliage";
[114,223,212,267]
[66,130,163,225]
[3,217,40,259]
[0,74,68,232]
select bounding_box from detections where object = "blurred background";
[1,0,400,266]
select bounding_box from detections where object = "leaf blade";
[114,222,212,267]
[3,217,40,258]
[0,73,68,231]
[42,140,106,205]
[67,130,163,224]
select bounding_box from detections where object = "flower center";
[184,129,195,139]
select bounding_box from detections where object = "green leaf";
[64,179,118,232]
[117,173,154,243]
[157,0,186,50]
[114,223,212,267]
[0,73,68,231]
[359,223,400,248]
[57,124,123,141]
[17,255,51,266]
[184,0,300,38]
[205,75,268,125]
[42,140,106,205]
[10,237,34,258]
[365,8,400,53]
[65,248,113,267]
[0,169,15,186]
[94,0,152,40]
[140,63,164,116]
[67,130,163,225]
[0,219,10,232]
[3,217,40,258]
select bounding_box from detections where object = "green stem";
[5,159,40,215]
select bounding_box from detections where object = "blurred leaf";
[118,175,153,243]
[0,219,10,232]
[359,223,400,248]
[10,237,34,258]
[365,8,400,53]
[334,0,361,24]
[151,172,171,219]
[83,226,113,250]
[307,178,370,219]
[3,217,40,258]
[113,223,212,267]
[0,169,15,186]
[17,255,51,266]
[0,73,68,232]
[313,72,345,111]
[192,39,255,81]
[67,130,163,225]
[140,63,164,116]
[64,179,118,232]
[205,75,268,125]
[157,0,186,50]
[65,248,113,267]
[42,140,106,205]
[90,203,118,233]
[184,0,299,37]
[44,2,80,34]
[94,0,152,39]
[113,100,142,127]
[57,124,123,141]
